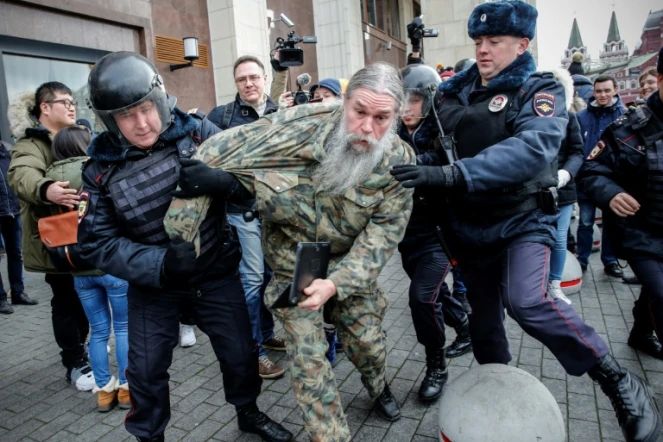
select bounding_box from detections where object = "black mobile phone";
[290,242,331,303]
[271,242,331,308]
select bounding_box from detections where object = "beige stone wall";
[207,0,272,105]
[311,0,364,80]
[0,0,145,55]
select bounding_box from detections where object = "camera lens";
[294,91,309,106]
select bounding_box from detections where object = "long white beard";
[314,117,393,195]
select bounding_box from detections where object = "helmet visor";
[91,87,172,148]
[402,87,435,121]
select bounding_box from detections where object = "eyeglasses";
[46,99,78,110]
[234,75,263,86]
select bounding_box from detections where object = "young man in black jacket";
[78,52,291,442]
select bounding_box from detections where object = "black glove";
[172,158,238,199]
[407,17,425,52]
[270,57,288,72]
[390,164,466,190]
[163,240,196,278]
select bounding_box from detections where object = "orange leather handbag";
[38,209,93,271]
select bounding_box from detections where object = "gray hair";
[345,62,404,113]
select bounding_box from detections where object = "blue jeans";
[74,274,129,387]
[550,204,574,281]
[577,199,616,267]
[227,214,274,357]
[0,216,23,298]
[451,266,466,294]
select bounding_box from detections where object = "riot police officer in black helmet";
[453,58,476,73]
[78,51,292,442]
[397,64,472,403]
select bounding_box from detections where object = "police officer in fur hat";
[579,47,663,363]
[391,2,661,440]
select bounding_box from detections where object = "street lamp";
[170,36,199,71]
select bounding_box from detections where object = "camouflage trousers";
[268,282,388,442]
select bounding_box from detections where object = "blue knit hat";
[468,0,538,40]
[310,78,342,98]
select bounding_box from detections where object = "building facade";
[0,0,216,141]
[1,0,540,142]
[206,0,538,106]
[578,8,662,106]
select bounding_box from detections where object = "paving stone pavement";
[1,250,662,442]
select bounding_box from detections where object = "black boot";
[0,298,13,314]
[418,347,448,401]
[446,319,472,359]
[453,291,471,314]
[589,354,662,442]
[237,403,293,442]
[628,327,663,360]
[375,383,401,421]
[135,436,164,442]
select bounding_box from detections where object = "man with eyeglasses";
[206,55,288,380]
[7,81,95,391]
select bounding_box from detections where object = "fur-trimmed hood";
[87,107,199,163]
[439,51,537,96]
[6,92,49,140]
[547,67,574,111]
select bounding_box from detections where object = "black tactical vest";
[437,83,557,218]
[103,144,219,257]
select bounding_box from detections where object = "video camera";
[270,14,317,67]
[291,73,323,106]
[409,16,439,39]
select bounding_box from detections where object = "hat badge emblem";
[480,14,487,22]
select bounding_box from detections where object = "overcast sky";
[536,0,662,70]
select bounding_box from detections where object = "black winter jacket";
[0,141,20,217]
[397,115,445,259]
[79,108,241,289]
[557,112,585,206]
[207,94,279,214]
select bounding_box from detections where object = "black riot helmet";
[453,58,476,73]
[400,64,441,121]
[87,51,174,145]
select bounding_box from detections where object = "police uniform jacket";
[435,51,568,265]
[78,108,241,289]
[578,92,663,261]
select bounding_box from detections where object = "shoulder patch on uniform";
[533,92,556,117]
[587,140,606,160]
[78,191,89,224]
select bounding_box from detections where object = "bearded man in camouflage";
[164,62,415,441]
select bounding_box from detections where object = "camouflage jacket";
[164,103,415,300]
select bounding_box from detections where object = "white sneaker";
[548,280,572,305]
[68,363,96,391]
[180,324,196,347]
